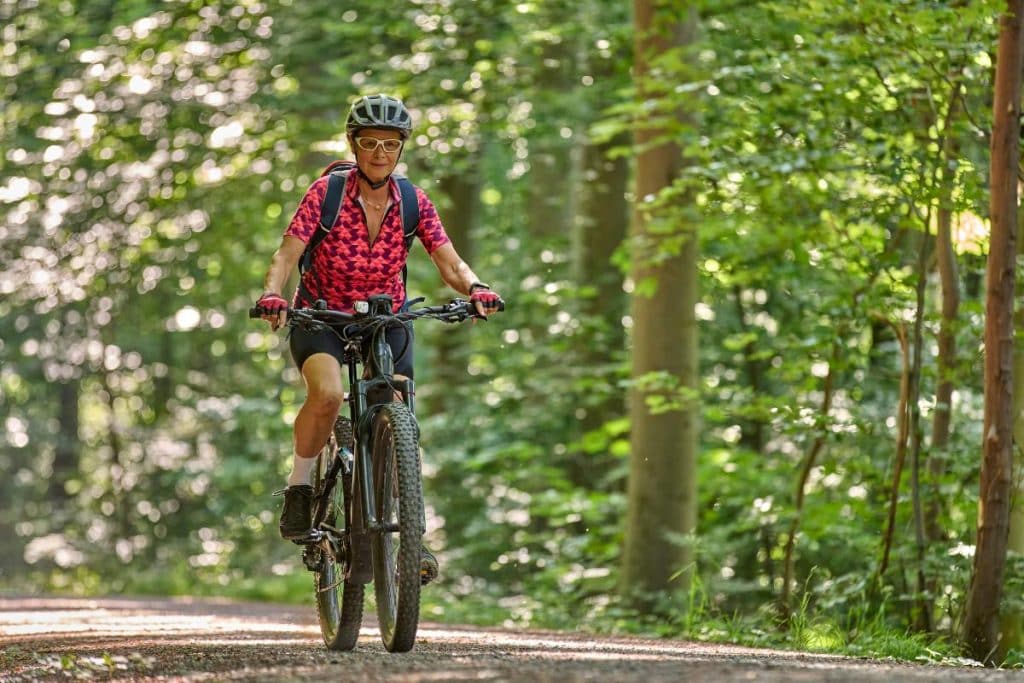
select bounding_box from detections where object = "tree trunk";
[567,0,631,479]
[155,328,174,418]
[927,166,961,540]
[573,136,629,345]
[928,94,962,533]
[621,0,699,607]
[732,285,767,454]
[960,0,1023,664]
[570,134,630,476]
[908,232,932,631]
[526,139,573,239]
[100,370,131,543]
[48,380,80,506]
[877,323,910,580]
[524,8,577,241]
[997,166,1024,659]
[425,169,478,416]
[923,87,962,632]
[779,343,838,624]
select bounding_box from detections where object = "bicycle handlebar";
[248,297,504,326]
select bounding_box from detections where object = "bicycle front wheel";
[314,417,365,651]
[370,401,423,653]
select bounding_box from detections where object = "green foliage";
[0,0,1009,666]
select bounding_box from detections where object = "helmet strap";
[359,169,390,190]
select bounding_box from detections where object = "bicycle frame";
[308,295,419,585]
[251,291,502,651]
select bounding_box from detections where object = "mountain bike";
[249,293,499,652]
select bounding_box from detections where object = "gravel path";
[0,597,1019,682]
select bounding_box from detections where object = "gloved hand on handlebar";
[469,283,503,318]
[255,292,288,330]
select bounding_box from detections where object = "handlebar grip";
[464,298,504,320]
[250,306,292,319]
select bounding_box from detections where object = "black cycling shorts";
[289,321,415,379]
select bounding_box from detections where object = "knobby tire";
[314,417,364,650]
[370,402,423,653]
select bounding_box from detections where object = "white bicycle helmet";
[346,94,413,139]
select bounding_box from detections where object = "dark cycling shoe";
[276,485,314,540]
[420,546,439,586]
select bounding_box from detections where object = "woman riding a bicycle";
[253,94,502,580]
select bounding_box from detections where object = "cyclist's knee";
[301,353,344,415]
[306,387,344,416]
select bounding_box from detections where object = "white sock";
[287,453,317,487]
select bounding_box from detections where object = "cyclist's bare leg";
[288,353,344,485]
[393,373,408,402]
[277,353,345,538]
[361,368,409,402]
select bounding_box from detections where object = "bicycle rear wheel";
[370,402,423,652]
[314,417,365,650]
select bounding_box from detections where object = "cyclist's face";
[352,129,403,183]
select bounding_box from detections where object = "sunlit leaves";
[0,0,296,588]
[0,0,1003,646]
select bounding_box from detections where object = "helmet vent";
[346,94,412,138]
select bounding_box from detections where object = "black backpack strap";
[394,176,421,291]
[299,169,350,274]
[298,170,420,303]
[296,169,350,306]
[395,176,420,249]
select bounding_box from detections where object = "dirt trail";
[0,597,1017,681]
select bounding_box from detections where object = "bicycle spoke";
[313,425,364,651]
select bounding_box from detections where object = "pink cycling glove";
[470,287,502,314]
[256,292,288,316]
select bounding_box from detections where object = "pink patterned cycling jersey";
[284,170,451,313]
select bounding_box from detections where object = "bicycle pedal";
[419,556,439,586]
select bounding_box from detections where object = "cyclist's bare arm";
[429,242,486,294]
[260,235,306,328]
[429,243,501,317]
[263,235,305,293]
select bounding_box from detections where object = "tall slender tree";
[621,0,699,605]
[923,90,963,630]
[961,0,1023,664]
[1001,196,1024,658]
[428,167,480,415]
[572,135,629,428]
[566,0,631,482]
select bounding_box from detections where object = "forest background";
[3,0,1024,667]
